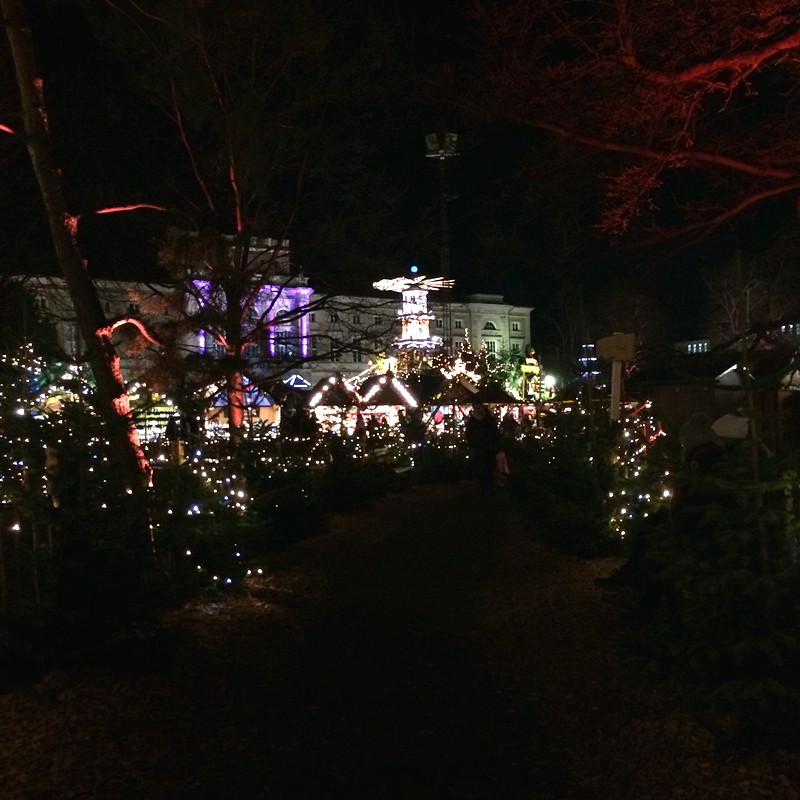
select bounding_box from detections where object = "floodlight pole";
[426,132,458,354]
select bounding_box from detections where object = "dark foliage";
[510,412,622,558]
[635,445,800,753]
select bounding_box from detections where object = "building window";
[204,337,225,359]
[127,302,140,315]
[352,346,363,363]
[678,339,710,354]
[352,314,361,324]
[309,312,316,323]
[104,301,111,313]
[687,342,709,354]
[65,323,80,356]
[511,342,521,354]
[246,341,269,366]
[483,321,497,331]
[434,319,443,329]
[484,339,497,354]
[454,319,463,329]
[329,311,339,322]
[511,321,520,332]
[275,332,297,359]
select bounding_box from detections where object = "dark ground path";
[2,481,799,799]
[251,484,559,799]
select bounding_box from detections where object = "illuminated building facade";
[23,268,533,390]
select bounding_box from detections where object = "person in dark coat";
[465,402,501,495]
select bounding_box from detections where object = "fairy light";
[0,339,572,594]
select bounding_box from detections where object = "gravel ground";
[1,481,799,799]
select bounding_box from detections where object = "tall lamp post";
[425,132,458,354]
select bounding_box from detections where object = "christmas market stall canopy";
[427,375,478,406]
[264,375,311,411]
[472,382,520,405]
[358,371,418,409]
[306,374,362,433]
[404,370,451,406]
[307,375,361,409]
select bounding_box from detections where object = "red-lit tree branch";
[472,0,800,241]
[1,0,152,491]
[621,23,800,86]
[523,118,800,180]
[96,203,166,215]
[641,179,800,245]
[99,316,163,347]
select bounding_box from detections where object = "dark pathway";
[2,480,568,800]
[4,480,798,799]
[246,482,561,799]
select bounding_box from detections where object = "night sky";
[3,0,791,355]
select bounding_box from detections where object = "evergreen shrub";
[510,411,621,558]
[632,444,800,752]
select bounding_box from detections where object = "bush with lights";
[534,398,800,753]
[509,403,627,557]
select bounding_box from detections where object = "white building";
[22,274,533,393]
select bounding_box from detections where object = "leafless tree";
[470,0,800,242]
[87,0,411,435]
[1,0,154,489]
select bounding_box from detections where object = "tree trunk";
[226,367,245,437]
[2,0,151,490]
[224,277,246,439]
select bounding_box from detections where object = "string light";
[0,338,570,592]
